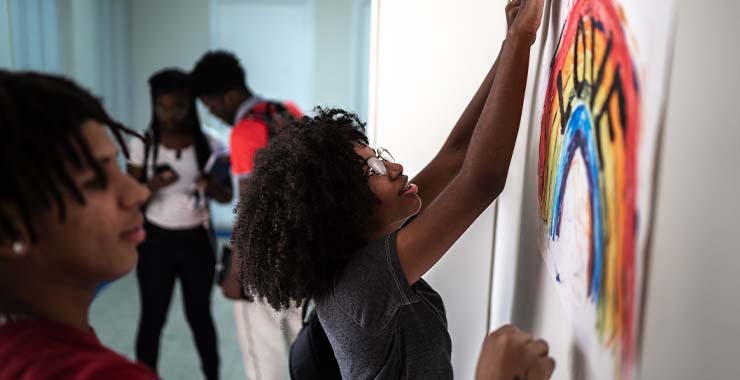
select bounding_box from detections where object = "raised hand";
[507,0,545,45]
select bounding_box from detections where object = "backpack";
[243,100,295,138]
[289,301,342,380]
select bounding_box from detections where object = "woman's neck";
[366,220,405,241]
[159,128,194,150]
[0,275,93,331]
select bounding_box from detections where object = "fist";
[475,325,556,380]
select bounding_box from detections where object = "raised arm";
[397,0,544,285]
[411,0,529,212]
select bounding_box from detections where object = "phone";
[154,164,178,181]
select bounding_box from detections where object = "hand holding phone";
[148,164,179,191]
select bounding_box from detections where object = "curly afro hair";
[233,107,378,310]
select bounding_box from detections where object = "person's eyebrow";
[94,149,119,166]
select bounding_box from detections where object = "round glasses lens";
[367,157,387,175]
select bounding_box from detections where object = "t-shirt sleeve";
[229,120,269,179]
[284,101,303,118]
[205,132,227,153]
[330,231,417,330]
[126,136,146,168]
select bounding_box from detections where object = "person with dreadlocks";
[127,68,232,380]
[0,71,156,380]
[191,51,303,380]
[233,1,555,379]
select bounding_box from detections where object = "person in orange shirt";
[191,50,303,380]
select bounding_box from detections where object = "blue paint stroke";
[549,103,604,304]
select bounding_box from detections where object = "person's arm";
[411,1,523,211]
[219,177,249,299]
[397,0,544,285]
[204,174,233,203]
[221,249,243,299]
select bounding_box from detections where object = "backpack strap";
[139,130,152,183]
[289,300,342,379]
[247,100,291,138]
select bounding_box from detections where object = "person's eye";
[83,176,107,190]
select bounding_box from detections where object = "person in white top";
[127,69,232,380]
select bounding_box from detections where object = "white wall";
[129,0,211,131]
[374,0,740,379]
[213,0,316,113]
[211,0,368,118]
[1,0,131,124]
[0,0,13,68]
[370,1,507,379]
[493,0,740,379]
[639,0,740,378]
[59,0,131,125]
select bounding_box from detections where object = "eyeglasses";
[366,147,395,176]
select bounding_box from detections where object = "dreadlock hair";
[0,70,140,244]
[190,50,249,97]
[146,68,211,176]
[233,107,378,310]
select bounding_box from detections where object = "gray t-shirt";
[316,231,453,380]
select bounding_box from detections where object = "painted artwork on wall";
[533,0,676,379]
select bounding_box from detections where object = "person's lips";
[121,220,146,244]
[402,182,419,196]
[398,176,419,196]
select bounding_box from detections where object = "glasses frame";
[366,147,395,177]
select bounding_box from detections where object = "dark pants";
[135,222,219,380]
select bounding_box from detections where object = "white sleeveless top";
[128,134,224,230]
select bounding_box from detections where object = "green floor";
[90,270,247,380]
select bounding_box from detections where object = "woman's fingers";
[527,356,556,380]
[527,338,550,358]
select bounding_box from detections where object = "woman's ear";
[0,206,31,259]
[0,240,29,258]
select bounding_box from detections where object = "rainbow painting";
[538,0,640,378]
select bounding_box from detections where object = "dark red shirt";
[0,321,157,380]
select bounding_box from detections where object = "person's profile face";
[28,121,150,286]
[199,94,232,125]
[354,143,421,236]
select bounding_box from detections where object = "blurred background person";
[127,69,232,380]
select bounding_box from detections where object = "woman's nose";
[386,161,403,178]
[121,174,151,209]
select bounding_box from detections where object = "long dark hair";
[147,68,211,173]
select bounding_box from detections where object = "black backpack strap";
[248,100,290,138]
[289,300,342,379]
[139,130,152,183]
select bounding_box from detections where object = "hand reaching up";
[506,0,545,45]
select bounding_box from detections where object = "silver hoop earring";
[11,241,26,255]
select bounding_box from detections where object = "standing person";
[190,50,303,380]
[127,69,232,380]
[232,0,550,379]
[0,71,156,380]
